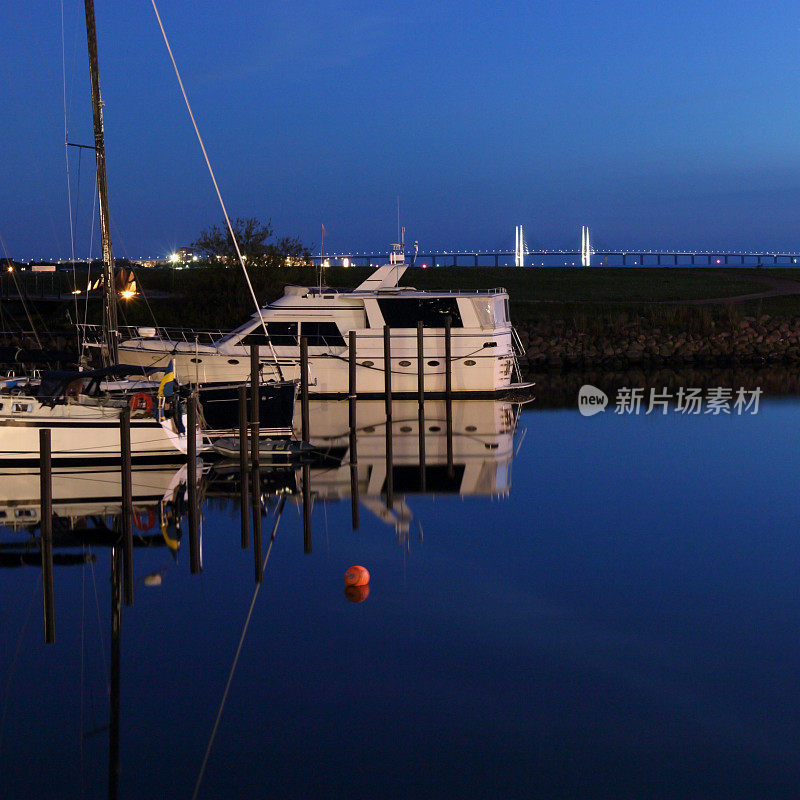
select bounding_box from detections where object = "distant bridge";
[313,250,800,268]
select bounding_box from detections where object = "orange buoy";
[344,565,370,586]
[345,584,370,603]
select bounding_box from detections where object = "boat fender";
[344,565,369,586]
[133,508,157,531]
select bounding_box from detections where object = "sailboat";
[0,0,193,464]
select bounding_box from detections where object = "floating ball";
[344,565,370,586]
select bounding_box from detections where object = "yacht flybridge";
[113,262,529,397]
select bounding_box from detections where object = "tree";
[192,217,310,268]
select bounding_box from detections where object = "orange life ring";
[133,508,157,531]
[129,392,153,414]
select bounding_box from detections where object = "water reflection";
[13,391,800,797]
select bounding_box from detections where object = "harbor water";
[1,385,799,798]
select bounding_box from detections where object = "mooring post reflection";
[38,428,55,643]
[187,393,201,574]
[302,463,311,553]
[108,545,122,800]
[384,325,394,509]
[237,385,249,549]
[417,321,426,492]
[252,461,263,583]
[119,408,134,605]
[348,330,359,530]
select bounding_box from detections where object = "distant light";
[323,259,330,267]
[6,265,12,273]
[342,258,350,268]
[168,252,180,263]
[120,289,135,300]
[421,263,427,269]
[716,258,721,264]
[71,288,81,295]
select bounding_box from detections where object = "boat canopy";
[36,364,167,399]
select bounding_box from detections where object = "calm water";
[2,389,800,799]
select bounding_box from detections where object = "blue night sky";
[2,0,800,260]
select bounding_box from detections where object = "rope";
[60,0,79,333]
[149,0,284,381]
[191,495,286,800]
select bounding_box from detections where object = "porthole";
[190,358,202,364]
[429,425,441,432]
[464,359,476,366]
[400,425,412,432]
[427,360,439,367]
[466,425,477,432]
[361,360,374,367]
[363,426,375,433]
[228,359,239,365]
[398,360,411,367]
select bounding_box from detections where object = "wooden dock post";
[39,429,55,644]
[300,336,310,442]
[250,344,260,467]
[348,331,359,530]
[445,316,454,475]
[384,325,393,509]
[417,321,426,491]
[187,392,201,574]
[238,385,249,549]
[119,408,134,606]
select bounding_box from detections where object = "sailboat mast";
[83,0,118,364]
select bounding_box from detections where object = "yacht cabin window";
[377,298,463,328]
[301,322,345,347]
[240,322,298,347]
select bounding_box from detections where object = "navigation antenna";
[84,0,118,365]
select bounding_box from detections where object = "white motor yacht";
[109,260,529,398]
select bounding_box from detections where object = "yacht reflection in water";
[208,399,523,535]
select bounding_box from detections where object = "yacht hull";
[0,400,189,465]
[118,330,517,397]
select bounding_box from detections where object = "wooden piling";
[250,345,260,467]
[39,429,55,644]
[187,392,201,574]
[348,330,359,530]
[238,385,249,549]
[383,325,393,508]
[383,325,392,420]
[445,316,454,475]
[119,408,134,606]
[417,321,426,491]
[417,321,424,403]
[300,336,309,442]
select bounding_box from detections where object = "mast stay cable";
[150,0,284,380]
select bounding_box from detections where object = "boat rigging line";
[61,0,80,331]
[191,495,286,800]
[149,0,284,381]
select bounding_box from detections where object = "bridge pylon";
[581,226,592,267]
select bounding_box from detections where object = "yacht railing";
[79,323,228,346]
